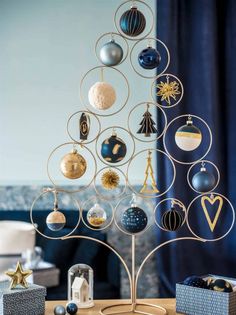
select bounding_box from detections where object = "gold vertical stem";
[131,234,136,310]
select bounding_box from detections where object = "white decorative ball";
[88,81,116,110]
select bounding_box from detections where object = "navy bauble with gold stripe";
[119,6,146,37]
[207,278,233,292]
[162,206,184,231]
[101,134,127,163]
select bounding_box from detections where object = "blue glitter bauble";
[138,47,161,69]
[101,135,127,163]
[119,7,146,37]
[66,302,78,315]
[121,207,148,233]
[100,40,123,66]
[54,305,66,315]
[161,207,184,231]
[192,170,216,192]
[183,276,207,289]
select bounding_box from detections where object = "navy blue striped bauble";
[119,7,146,37]
[161,207,184,231]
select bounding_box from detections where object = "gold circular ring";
[127,101,167,143]
[80,66,130,117]
[130,37,170,79]
[114,0,155,41]
[163,114,213,165]
[47,141,97,193]
[95,32,129,66]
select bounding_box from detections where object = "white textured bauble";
[88,81,116,110]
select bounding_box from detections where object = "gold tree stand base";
[100,302,167,315]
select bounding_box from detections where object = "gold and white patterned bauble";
[60,149,87,179]
[87,203,107,227]
[88,81,116,110]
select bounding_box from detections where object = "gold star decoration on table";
[156,76,181,105]
[5,261,32,289]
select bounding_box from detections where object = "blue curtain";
[156,0,236,297]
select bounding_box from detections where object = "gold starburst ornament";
[5,261,32,289]
[156,75,181,105]
[101,169,120,190]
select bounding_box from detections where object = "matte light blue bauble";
[121,207,148,233]
[192,169,216,192]
[183,276,207,289]
[101,135,127,163]
[54,305,66,315]
[119,7,146,37]
[138,47,161,69]
[66,302,78,315]
[100,40,123,66]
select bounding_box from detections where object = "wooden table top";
[46,299,182,314]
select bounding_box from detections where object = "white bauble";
[88,81,116,110]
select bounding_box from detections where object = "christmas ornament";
[5,261,32,289]
[60,149,87,179]
[46,210,66,231]
[87,203,107,227]
[138,46,161,70]
[161,204,184,231]
[192,163,216,192]
[54,305,66,315]
[101,131,127,163]
[156,75,181,105]
[201,194,223,232]
[101,169,120,190]
[175,116,202,151]
[88,81,116,110]
[66,302,78,315]
[121,206,148,234]
[183,276,208,289]
[207,278,233,292]
[119,6,146,37]
[100,39,123,66]
[137,103,158,137]
[79,112,90,140]
[140,150,159,194]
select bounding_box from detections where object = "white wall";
[0,0,156,185]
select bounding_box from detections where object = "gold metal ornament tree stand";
[29,1,236,315]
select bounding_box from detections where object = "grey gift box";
[176,275,236,315]
[0,281,46,315]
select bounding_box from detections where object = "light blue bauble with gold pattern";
[100,40,123,66]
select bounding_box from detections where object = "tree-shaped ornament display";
[140,150,159,194]
[137,103,158,137]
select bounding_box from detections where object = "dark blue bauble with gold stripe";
[101,134,127,163]
[46,211,66,231]
[119,6,146,37]
[138,47,161,69]
[207,278,233,292]
[161,206,184,231]
[121,206,148,233]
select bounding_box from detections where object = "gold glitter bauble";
[60,149,87,179]
[101,169,120,190]
[87,203,107,227]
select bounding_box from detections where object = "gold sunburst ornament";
[5,261,32,289]
[156,75,181,105]
[101,169,120,190]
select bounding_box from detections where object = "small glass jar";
[68,264,94,308]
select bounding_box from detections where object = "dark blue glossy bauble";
[183,276,207,289]
[161,207,184,231]
[120,7,146,37]
[138,47,161,69]
[66,302,78,315]
[101,135,127,163]
[121,207,148,234]
[54,305,66,315]
[192,170,216,192]
[207,278,233,292]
